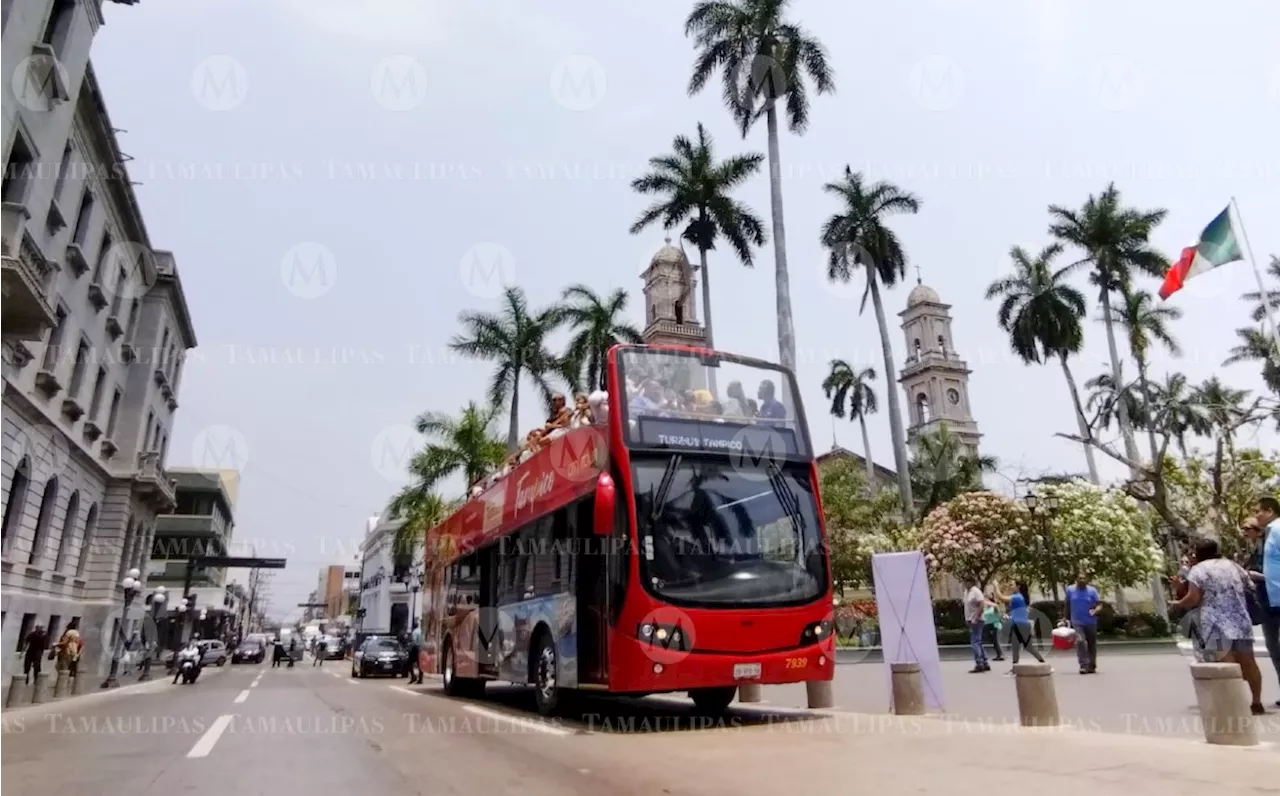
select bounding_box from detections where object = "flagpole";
[1230,196,1280,350]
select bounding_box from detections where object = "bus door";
[576,498,608,683]
[476,545,500,674]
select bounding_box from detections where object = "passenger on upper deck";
[569,393,594,428]
[757,379,787,420]
[630,380,664,412]
[544,393,572,434]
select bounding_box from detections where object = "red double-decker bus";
[419,344,833,715]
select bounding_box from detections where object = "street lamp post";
[410,568,423,629]
[102,568,142,689]
[138,586,167,681]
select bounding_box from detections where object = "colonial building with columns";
[2,0,198,680]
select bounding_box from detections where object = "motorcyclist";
[173,635,202,684]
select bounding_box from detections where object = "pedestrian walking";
[271,639,283,668]
[995,581,1045,671]
[54,619,83,682]
[312,636,324,667]
[1171,537,1267,715]
[1242,517,1279,705]
[1255,496,1280,707]
[1064,573,1100,674]
[23,623,49,683]
[982,592,1005,662]
[408,621,423,684]
[963,577,989,673]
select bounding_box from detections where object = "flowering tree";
[819,457,915,589]
[1164,449,1280,559]
[919,491,1035,588]
[1016,480,1164,593]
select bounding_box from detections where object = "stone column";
[806,680,834,709]
[890,662,926,715]
[1013,662,1059,727]
[5,676,30,708]
[1190,662,1257,746]
[31,672,51,704]
[737,683,762,703]
[53,661,71,698]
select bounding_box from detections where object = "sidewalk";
[1,666,224,720]
[836,637,1175,663]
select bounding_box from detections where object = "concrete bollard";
[5,676,30,708]
[737,683,763,703]
[72,671,86,696]
[31,672,51,704]
[1013,662,1060,727]
[53,667,71,699]
[806,680,834,709]
[890,662,926,716]
[1189,662,1257,746]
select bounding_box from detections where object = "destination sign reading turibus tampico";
[635,416,801,457]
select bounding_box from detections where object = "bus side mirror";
[594,473,616,537]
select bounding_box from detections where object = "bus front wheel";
[690,687,737,715]
[531,632,561,717]
[443,641,484,698]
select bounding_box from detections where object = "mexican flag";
[1158,206,1244,299]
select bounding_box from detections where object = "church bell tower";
[898,279,981,455]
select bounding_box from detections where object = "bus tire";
[690,686,737,715]
[530,630,561,717]
[441,640,462,696]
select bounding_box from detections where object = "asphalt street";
[2,655,1275,796]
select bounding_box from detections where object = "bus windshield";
[631,457,826,608]
[617,348,810,457]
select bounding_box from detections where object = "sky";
[89,0,1280,619]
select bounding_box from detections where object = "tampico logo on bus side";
[548,427,607,483]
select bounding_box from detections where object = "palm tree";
[821,360,879,488]
[1048,183,1168,472]
[1192,377,1252,457]
[685,0,835,372]
[984,243,1097,482]
[1149,372,1210,457]
[385,402,506,553]
[1107,288,1182,461]
[450,286,572,451]
[1240,254,1280,324]
[388,492,452,562]
[820,167,919,508]
[1225,326,1280,396]
[629,123,767,353]
[909,422,998,518]
[558,285,644,391]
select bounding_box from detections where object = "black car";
[232,641,265,664]
[351,638,409,678]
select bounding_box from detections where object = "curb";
[1,666,226,720]
[835,639,1176,664]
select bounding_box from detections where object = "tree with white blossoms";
[1018,480,1164,595]
[919,491,1036,589]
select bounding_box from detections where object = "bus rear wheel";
[690,686,737,715]
[531,632,562,717]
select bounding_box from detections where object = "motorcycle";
[176,648,202,684]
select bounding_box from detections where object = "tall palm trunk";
[695,229,717,395]
[506,375,522,453]
[1058,353,1099,484]
[1099,289,1142,472]
[857,413,876,490]
[764,106,796,373]
[867,271,913,509]
[1137,363,1160,464]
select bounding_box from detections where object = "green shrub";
[1029,600,1062,628]
[937,628,971,646]
[1121,612,1169,638]
[1093,602,1120,634]
[933,599,966,630]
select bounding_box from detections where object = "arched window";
[916,393,931,423]
[2,456,32,554]
[913,338,921,359]
[28,477,60,565]
[937,335,947,355]
[674,301,685,325]
[52,490,79,571]
[76,503,99,576]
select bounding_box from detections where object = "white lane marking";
[462,704,570,736]
[234,689,250,704]
[187,714,235,758]
[389,685,420,696]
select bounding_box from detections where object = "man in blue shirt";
[408,622,424,684]
[1253,497,1280,705]
[1065,573,1101,674]
[756,379,787,420]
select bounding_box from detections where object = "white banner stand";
[872,551,946,712]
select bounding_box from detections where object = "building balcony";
[155,513,227,539]
[132,451,177,510]
[86,282,109,311]
[101,439,118,459]
[120,341,138,362]
[34,369,62,396]
[105,315,124,339]
[2,206,58,342]
[60,397,85,421]
[83,421,103,442]
[642,319,706,341]
[154,368,170,389]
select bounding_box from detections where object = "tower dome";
[907,282,941,307]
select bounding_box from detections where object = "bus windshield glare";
[631,457,826,607]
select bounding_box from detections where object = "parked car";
[198,640,228,667]
[233,640,265,664]
[351,637,409,678]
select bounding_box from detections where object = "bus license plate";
[733,663,761,680]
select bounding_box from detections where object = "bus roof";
[425,425,608,566]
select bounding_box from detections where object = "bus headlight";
[640,623,655,639]
[636,622,691,652]
[800,620,834,645]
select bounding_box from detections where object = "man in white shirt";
[963,578,990,673]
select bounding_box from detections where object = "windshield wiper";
[651,454,683,523]
[766,461,806,536]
